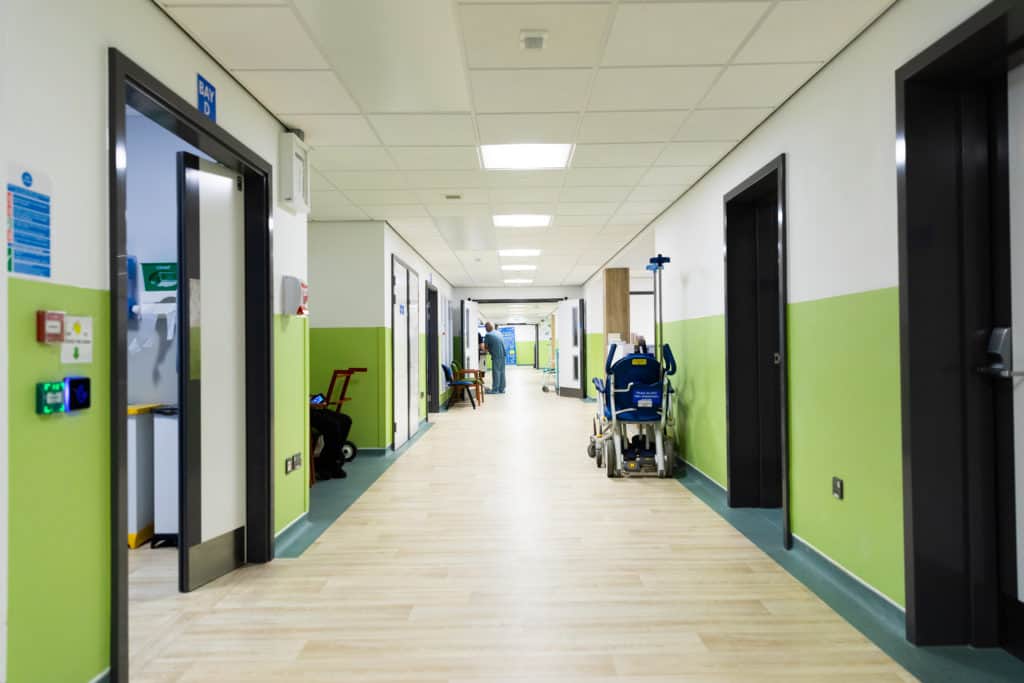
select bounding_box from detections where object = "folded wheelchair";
[589,342,677,478]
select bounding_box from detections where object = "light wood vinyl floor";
[129,366,914,682]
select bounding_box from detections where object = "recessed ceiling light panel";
[481,144,573,170]
[498,248,542,257]
[504,278,533,284]
[493,214,551,228]
[501,264,537,271]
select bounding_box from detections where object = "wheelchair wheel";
[596,449,603,469]
[341,441,358,462]
[587,442,596,459]
[607,433,620,478]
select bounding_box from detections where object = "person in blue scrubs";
[483,322,506,394]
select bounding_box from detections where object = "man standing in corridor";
[483,322,507,394]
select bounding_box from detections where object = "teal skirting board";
[677,462,1024,683]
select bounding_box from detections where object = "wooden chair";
[443,364,477,409]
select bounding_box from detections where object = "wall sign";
[500,326,517,365]
[197,73,216,122]
[61,315,93,364]
[6,164,52,278]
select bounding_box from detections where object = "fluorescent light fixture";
[498,248,542,257]
[480,143,573,170]
[501,264,537,271]
[504,278,533,284]
[493,214,551,228]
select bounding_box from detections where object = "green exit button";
[36,381,65,415]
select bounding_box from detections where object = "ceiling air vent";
[444,194,462,201]
[520,30,547,51]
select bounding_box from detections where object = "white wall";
[651,0,990,320]
[2,0,306,303]
[385,224,455,333]
[308,221,386,328]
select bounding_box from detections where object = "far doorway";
[723,155,791,549]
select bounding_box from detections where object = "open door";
[177,153,246,592]
[556,299,583,398]
[426,285,440,413]
[392,259,410,449]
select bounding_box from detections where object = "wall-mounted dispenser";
[279,131,311,215]
[283,275,309,316]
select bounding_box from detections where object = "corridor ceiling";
[159,0,894,287]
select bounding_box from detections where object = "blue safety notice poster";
[6,166,51,278]
[500,326,516,365]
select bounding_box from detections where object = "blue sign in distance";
[197,73,216,122]
[21,172,32,188]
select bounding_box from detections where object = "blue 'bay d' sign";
[197,74,216,122]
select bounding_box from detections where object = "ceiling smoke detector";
[520,29,547,51]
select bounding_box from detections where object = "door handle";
[772,352,781,366]
[978,327,1020,378]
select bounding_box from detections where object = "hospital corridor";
[129,366,909,682]
[9,1,1024,682]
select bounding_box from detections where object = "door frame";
[108,49,275,681]
[425,283,440,413]
[390,255,418,447]
[896,0,1024,649]
[722,154,791,550]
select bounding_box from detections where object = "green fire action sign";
[141,262,178,292]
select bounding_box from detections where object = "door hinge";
[393,421,397,433]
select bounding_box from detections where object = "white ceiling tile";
[310,191,368,221]
[344,189,421,205]
[557,202,621,216]
[360,204,429,219]
[477,113,579,144]
[577,111,687,143]
[490,188,561,204]
[293,0,471,112]
[233,69,358,114]
[389,147,481,170]
[470,69,591,113]
[414,188,490,204]
[640,166,707,186]
[675,108,773,141]
[161,1,285,4]
[310,169,335,191]
[311,146,396,171]
[554,215,609,227]
[426,203,492,218]
[589,67,719,110]
[564,167,647,186]
[603,2,770,66]
[369,114,477,146]
[404,170,487,188]
[560,187,631,203]
[736,0,893,64]
[701,63,822,108]
[281,115,380,145]
[571,143,664,167]
[628,185,683,202]
[323,170,408,189]
[491,203,557,216]
[617,200,667,216]
[486,170,565,188]
[168,6,327,69]
[607,214,653,226]
[656,141,735,166]
[460,3,612,68]
[388,218,438,232]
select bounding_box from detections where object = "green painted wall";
[8,279,110,683]
[538,339,552,368]
[662,315,728,486]
[273,315,309,534]
[585,333,605,397]
[515,340,535,366]
[788,288,903,605]
[309,326,390,448]
[663,287,904,606]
